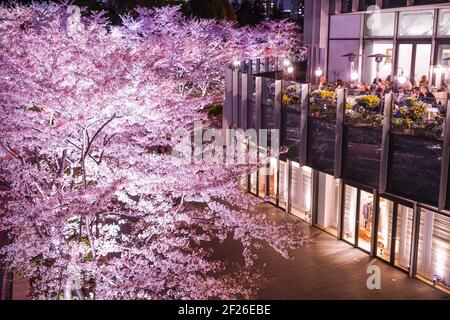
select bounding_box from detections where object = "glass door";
[278,161,288,209]
[376,196,414,272]
[436,43,450,90]
[358,190,374,252]
[377,197,394,262]
[394,204,414,271]
[268,158,278,204]
[396,42,432,86]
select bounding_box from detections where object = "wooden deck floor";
[250,203,449,300]
[210,202,449,300]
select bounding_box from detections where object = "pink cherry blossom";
[0,3,309,300]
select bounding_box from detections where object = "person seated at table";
[318,76,327,90]
[335,79,344,89]
[369,84,378,96]
[419,86,436,104]
[419,75,429,87]
[373,77,382,85]
[356,82,369,95]
[375,82,387,98]
[347,81,358,96]
[411,86,420,98]
[386,75,392,86]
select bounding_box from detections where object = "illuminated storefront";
[304,0,450,89]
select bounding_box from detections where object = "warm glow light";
[287,66,294,74]
[434,65,443,74]
[350,71,359,81]
[398,74,407,85]
[315,66,323,77]
[283,58,291,67]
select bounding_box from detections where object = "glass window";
[316,173,340,237]
[258,166,267,198]
[330,14,361,39]
[394,205,413,271]
[438,9,450,36]
[250,170,257,194]
[359,0,376,12]
[397,43,413,82]
[382,0,407,8]
[343,185,357,244]
[328,40,361,82]
[364,12,395,37]
[436,45,450,89]
[358,190,374,252]
[399,10,434,37]
[417,209,450,292]
[290,163,312,223]
[341,0,353,13]
[362,40,393,84]
[268,158,278,204]
[377,198,394,262]
[414,44,432,86]
[240,173,248,190]
[279,161,288,209]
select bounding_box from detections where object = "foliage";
[354,95,380,111]
[207,103,223,117]
[189,0,237,21]
[0,3,309,300]
[282,84,301,107]
[310,90,335,117]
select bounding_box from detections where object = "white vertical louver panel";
[418,209,450,287]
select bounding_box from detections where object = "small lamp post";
[232,60,241,71]
[397,67,407,85]
[287,66,294,80]
[368,53,391,82]
[315,65,323,77]
[342,52,361,82]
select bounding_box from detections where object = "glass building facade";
[304,0,450,90]
[226,60,450,295]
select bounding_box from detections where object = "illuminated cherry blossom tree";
[0,3,309,300]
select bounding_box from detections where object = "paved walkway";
[257,203,449,299]
[214,203,449,300]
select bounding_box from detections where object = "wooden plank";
[232,70,240,128]
[255,77,262,132]
[334,88,345,179]
[379,93,393,194]
[274,80,283,138]
[240,73,249,130]
[222,67,233,145]
[299,84,310,167]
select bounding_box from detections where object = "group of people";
[317,74,442,105]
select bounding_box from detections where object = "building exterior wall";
[224,57,450,294]
[304,0,450,87]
